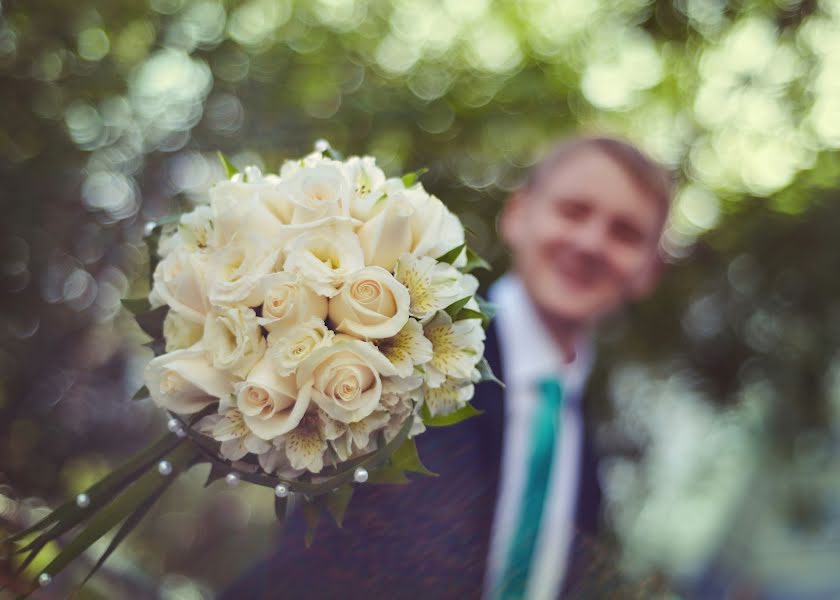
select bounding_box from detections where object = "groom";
[221,137,671,599]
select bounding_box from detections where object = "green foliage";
[444,296,472,319]
[217,151,239,179]
[421,402,483,427]
[436,243,466,265]
[401,167,429,188]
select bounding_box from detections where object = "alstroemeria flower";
[422,311,485,388]
[199,409,271,461]
[423,377,475,418]
[329,410,391,462]
[395,254,463,321]
[283,411,330,473]
[377,318,433,378]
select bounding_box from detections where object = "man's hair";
[523,136,674,222]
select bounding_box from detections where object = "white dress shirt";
[484,274,594,600]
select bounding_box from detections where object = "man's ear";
[499,189,528,249]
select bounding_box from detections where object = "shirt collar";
[488,273,593,399]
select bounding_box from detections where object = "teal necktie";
[495,377,564,599]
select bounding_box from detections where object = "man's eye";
[557,201,590,221]
[612,221,644,245]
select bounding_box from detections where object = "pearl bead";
[225,472,240,487]
[274,484,289,498]
[38,573,51,587]
[167,418,181,433]
[144,222,157,236]
[75,493,90,508]
[158,460,173,476]
[353,467,368,483]
[314,139,330,152]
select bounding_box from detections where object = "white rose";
[145,348,232,414]
[257,272,328,333]
[296,339,396,423]
[163,311,204,352]
[328,267,410,339]
[266,318,334,376]
[209,179,288,247]
[282,163,351,224]
[203,305,266,378]
[409,193,466,264]
[207,236,281,307]
[236,356,309,439]
[283,223,365,297]
[151,247,210,324]
[357,198,414,270]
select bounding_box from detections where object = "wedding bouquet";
[5,146,498,596]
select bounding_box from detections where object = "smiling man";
[485,137,671,599]
[221,137,672,600]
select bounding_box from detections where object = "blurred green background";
[2,0,840,598]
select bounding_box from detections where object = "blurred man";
[222,137,671,599]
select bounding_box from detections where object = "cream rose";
[207,236,280,307]
[296,339,396,423]
[145,348,232,414]
[209,179,287,247]
[202,305,266,378]
[236,356,308,439]
[151,247,210,323]
[282,162,351,224]
[328,267,410,339]
[282,223,365,297]
[258,272,328,333]
[163,311,204,351]
[357,198,414,271]
[409,193,466,265]
[266,318,334,376]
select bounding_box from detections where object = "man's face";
[502,148,664,326]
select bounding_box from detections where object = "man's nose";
[568,219,608,256]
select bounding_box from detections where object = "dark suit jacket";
[221,323,602,600]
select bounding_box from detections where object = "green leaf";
[389,438,436,477]
[132,386,149,402]
[37,443,195,586]
[5,433,181,546]
[401,167,429,188]
[366,464,411,485]
[153,213,182,226]
[476,295,497,321]
[444,296,472,319]
[436,243,465,265]
[462,246,491,273]
[422,402,483,427]
[217,151,239,179]
[302,502,321,548]
[454,308,485,323]
[477,356,505,388]
[73,474,176,594]
[135,306,167,339]
[325,147,344,161]
[121,298,151,315]
[322,484,354,528]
